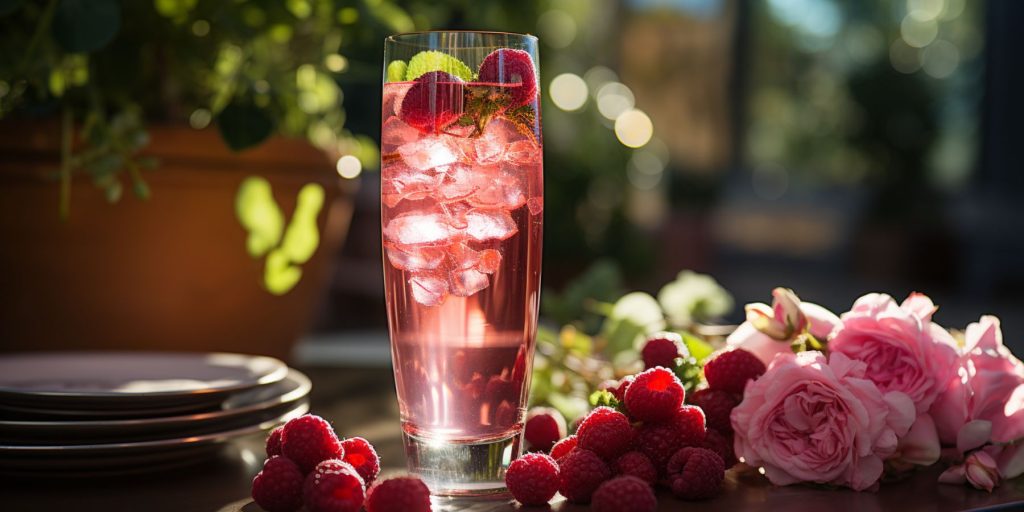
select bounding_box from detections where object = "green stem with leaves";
[18,0,58,75]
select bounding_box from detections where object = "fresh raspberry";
[477,48,537,108]
[399,70,465,133]
[687,388,739,433]
[601,375,634,403]
[671,405,707,447]
[280,414,344,474]
[558,449,612,504]
[550,435,578,462]
[576,406,634,461]
[641,332,686,369]
[624,367,685,422]
[266,426,283,457]
[365,477,431,512]
[699,428,738,468]
[613,451,657,485]
[524,407,567,453]
[703,349,766,395]
[591,476,657,512]
[302,460,365,512]
[341,437,380,485]
[634,422,683,474]
[666,447,724,500]
[251,456,304,512]
[505,453,560,506]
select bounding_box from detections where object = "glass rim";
[385,30,538,48]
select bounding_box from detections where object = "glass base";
[402,430,522,497]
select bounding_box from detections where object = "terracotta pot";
[0,123,354,361]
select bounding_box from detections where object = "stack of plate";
[0,352,310,476]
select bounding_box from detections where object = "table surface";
[3,366,1022,512]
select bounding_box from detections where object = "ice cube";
[465,208,518,242]
[381,117,420,151]
[486,118,522,144]
[386,244,446,271]
[384,211,454,246]
[449,268,489,297]
[505,139,540,165]
[477,249,502,274]
[398,135,461,171]
[447,243,481,270]
[437,164,480,202]
[441,201,472,229]
[471,131,507,166]
[467,171,526,209]
[382,83,412,118]
[409,273,448,306]
[381,162,441,207]
[527,197,544,216]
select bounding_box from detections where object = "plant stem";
[59,107,72,221]
[18,0,58,75]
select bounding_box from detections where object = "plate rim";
[0,401,309,453]
[0,351,289,399]
[0,368,311,431]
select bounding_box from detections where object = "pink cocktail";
[381,32,542,496]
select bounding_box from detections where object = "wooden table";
[3,366,1022,512]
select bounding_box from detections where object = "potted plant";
[0,0,406,359]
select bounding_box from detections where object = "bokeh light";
[890,39,921,73]
[584,66,618,97]
[921,39,960,78]
[907,0,945,21]
[901,15,938,48]
[189,108,211,129]
[335,155,361,179]
[596,82,635,121]
[626,149,665,190]
[191,20,210,37]
[324,54,348,73]
[614,109,654,148]
[536,10,576,49]
[549,73,588,112]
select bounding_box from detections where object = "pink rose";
[829,293,959,416]
[932,315,1024,449]
[727,288,840,366]
[939,450,1000,492]
[732,351,915,491]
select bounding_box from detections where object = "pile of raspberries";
[251,414,430,512]
[511,335,766,510]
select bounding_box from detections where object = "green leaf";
[602,292,666,353]
[235,176,284,258]
[405,51,474,82]
[546,392,590,429]
[264,248,302,295]
[559,325,593,357]
[218,103,274,151]
[153,0,197,21]
[0,0,25,16]
[679,331,714,363]
[504,104,537,141]
[278,183,324,264]
[52,0,121,53]
[589,390,619,408]
[386,60,407,83]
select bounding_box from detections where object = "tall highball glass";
[380,31,543,496]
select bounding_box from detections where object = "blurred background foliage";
[1,0,1019,344]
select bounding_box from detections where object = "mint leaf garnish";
[386,60,407,83]
[406,51,474,82]
[504,104,537,142]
